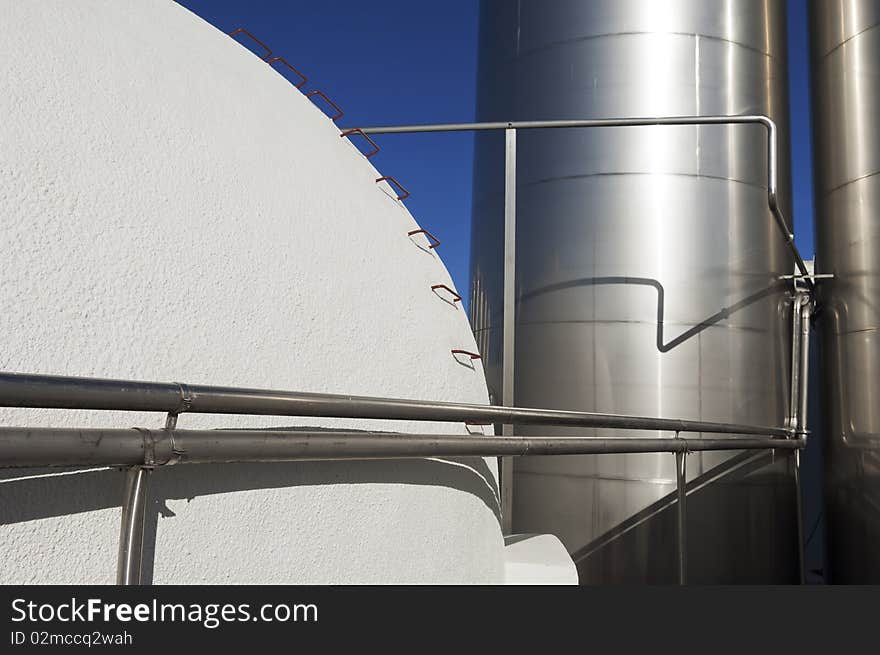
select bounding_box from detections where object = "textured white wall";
[0,0,504,583]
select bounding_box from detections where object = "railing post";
[787,288,806,584]
[793,293,812,584]
[675,446,687,585]
[116,466,149,585]
[116,412,177,585]
[788,292,804,434]
[793,448,805,584]
[500,127,517,535]
[798,296,812,439]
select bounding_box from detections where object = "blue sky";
[178,0,815,295]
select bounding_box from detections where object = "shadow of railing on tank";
[516,276,790,353]
[0,427,502,584]
[138,453,500,584]
[570,448,798,583]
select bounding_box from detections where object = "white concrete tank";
[0,0,508,583]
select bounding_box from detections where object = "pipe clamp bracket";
[135,428,178,468]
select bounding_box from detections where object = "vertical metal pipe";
[788,293,804,433]
[500,127,516,534]
[788,291,805,583]
[798,298,811,436]
[116,466,149,585]
[793,448,805,584]
[675,449,687,585]
[794,297,812,584]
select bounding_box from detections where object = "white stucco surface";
[0,0,504,583]
[503,535,578,585]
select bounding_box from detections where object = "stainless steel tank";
[810,0,880,583]
[470,0,799,583]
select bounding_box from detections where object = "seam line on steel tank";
[516,469,790,487]
[518,171,770,192]
[822,169,880,196]
[818,21,880,59]
[835,325,880,336]
[509,31,777,61]
[515,470,677,485]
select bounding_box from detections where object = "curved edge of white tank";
[0,0,575,584]
[503,534,578,584]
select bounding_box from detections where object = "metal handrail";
[353,115,812,289]
[0,371,790,437]
[0,369,802,586]
[0,398,799,588]
[0,367,802,588]
[0,427,802,469]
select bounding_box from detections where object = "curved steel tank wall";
[810,0,880,583]
[470,0,798,583]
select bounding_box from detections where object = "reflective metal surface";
[810,0,880,583]
[470,0,798,583]
[0,370,789,434]
[0,427,801,469]
[117,467,148,586]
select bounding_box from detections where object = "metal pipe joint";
[135,427,179,468]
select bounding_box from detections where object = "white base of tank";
[503,534,577,585]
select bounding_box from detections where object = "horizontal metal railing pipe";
[357,116,775,134]
[0,372,791,437]
[352,115,813,289]
[0,427,804,469]
[357,116,776,134]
